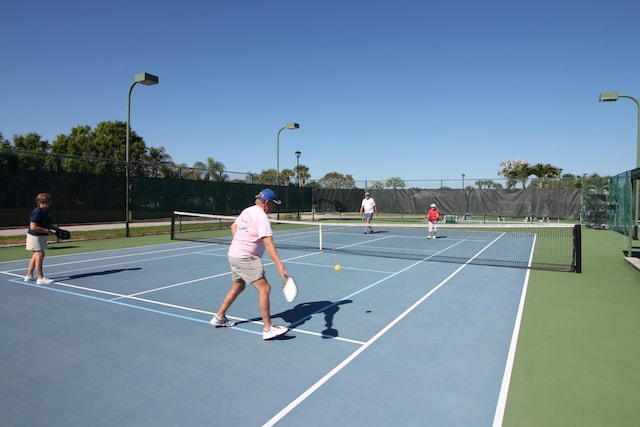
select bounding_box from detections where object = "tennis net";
[171,211,582,272]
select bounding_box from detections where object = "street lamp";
[295,150,301,219]
[295,150,301,186]
[599,92,640,168]
[276,123,299,186]
[126,72,158,237]
[461,173,465,189]
[599,91,640,250]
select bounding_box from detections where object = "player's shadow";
[62,268,142,280]
[276,299,353,339]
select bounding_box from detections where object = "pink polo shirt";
[227,204,273,258]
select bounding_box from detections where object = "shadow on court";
[280,299,353,338]
[233,299,353,339]
[61,267,142,280]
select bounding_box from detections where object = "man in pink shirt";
[211,189,289,340]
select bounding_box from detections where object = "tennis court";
[1,222,548,426]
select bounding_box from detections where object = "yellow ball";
[334,264,341,272]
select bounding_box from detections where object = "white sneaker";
[210,315,235,327]
[263,325,288,340]
[24,276,35,282]
[36,277,54,285]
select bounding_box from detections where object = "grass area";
[0,233,173,262]
[503,228,640,426]
[0,224,173,248]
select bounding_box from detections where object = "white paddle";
[283,276,298,303]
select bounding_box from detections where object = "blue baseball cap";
[258,189,281,204]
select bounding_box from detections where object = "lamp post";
[461,173,465,189]
[599,91,640,251]
[276,123,299,186]
[295,150,301,186]
[126,72,158,237]
[295,150,301,219]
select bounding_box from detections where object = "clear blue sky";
[2,0,639,184]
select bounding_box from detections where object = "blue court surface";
[0,231,531,426]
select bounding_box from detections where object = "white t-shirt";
[228,204,272,258]
[361,197,376,214]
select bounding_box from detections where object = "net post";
[170,211,176,240]
[319,223,323,250]
[573,224,582,273]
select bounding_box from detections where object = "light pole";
[126,72,158,237]
[276,123,299,186]
[295,150,301,186]
[461,173,465,189]
[295,150,301,219]
[599,91,640,251]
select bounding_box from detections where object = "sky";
[2,0,640,185]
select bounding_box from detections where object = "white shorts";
[228,256,265,283]
[428,221,438,232]
[26,234,48,251]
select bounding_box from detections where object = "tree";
[244,172,260,184]
[193,157,227,182]
[294,164,311,186]
[498,159,529,189]
[280,168,295,186]
[584,173,609,194]
[0,131,18,168]
[13,133,51,170]
[498,159,527,178]
[317,172,356,189]
[175,163,200,180]
[145,146,175,178]
[49,121,157,175]
[369,181,384,189]
[528,163,562,188]
[506,163,531,189]
[385,177,405,189]
[256,169,278,186]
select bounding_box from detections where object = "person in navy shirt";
[25,193,55,285]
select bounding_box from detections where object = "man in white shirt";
[359,192,378,234]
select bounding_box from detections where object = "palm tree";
[145,146,174,178]
[193,157,227,182]
[385,177,405,189]
[529,163,562,188]
[280,168,295,186]
[507,164,531,189]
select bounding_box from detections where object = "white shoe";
[36,277,54,285]
[210,315,235,327]
[24,276,35,282]
[263,325,288,340]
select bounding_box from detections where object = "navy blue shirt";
[27,206,52,236]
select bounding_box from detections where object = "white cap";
[430,203,437,207]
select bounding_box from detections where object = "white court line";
[491,234,536,427]
[3,242,215,273]
[2,247,371,344]
[262,232,509,427]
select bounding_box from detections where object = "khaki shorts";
[228,256,265,283]
[26,234,48,251]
